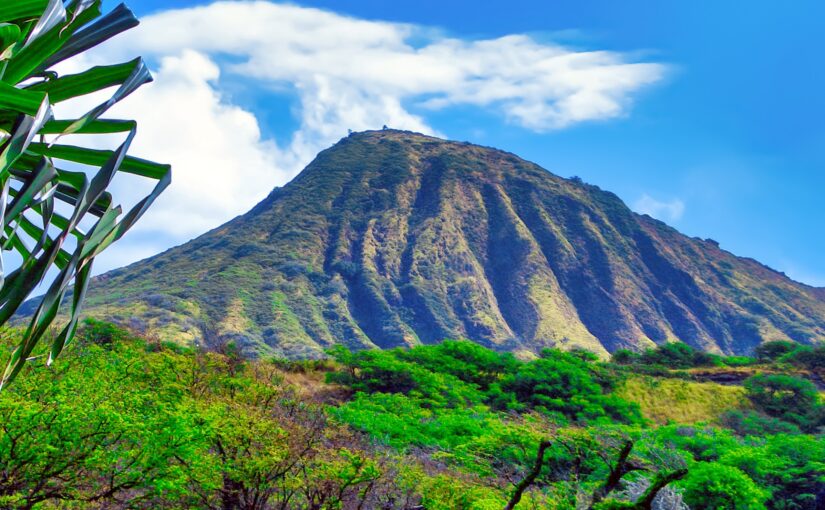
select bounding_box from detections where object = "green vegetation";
[2,323,820,508]
[327,341,641,428]
[613,342,719,369]
[616,377,750,425]
[679,463,768,510]
[743,374,823,432]
[0,1,169,386]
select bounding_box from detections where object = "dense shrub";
[680,463,768,510]
[721,410,802,436]
[723,355,759,367]
[639,342,718,369]
[720,434,825,510]
[743,374,823,432]
[612,342,746,369]
[613,342,761,370]
[655,425,824,510]
[782,345,825,372]
[488,349,641,424]
[78,318,133,347]
[755,341,798,361]
[327,345,484,407]
[611,349,641,365]
[329,341,640,425]
[398,340,519,390]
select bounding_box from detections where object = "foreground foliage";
[0,0,170,387]
[0,324,822,508]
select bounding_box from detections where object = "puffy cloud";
[633,194,686,222]
[67,1,665,270]
[102,50,284,237]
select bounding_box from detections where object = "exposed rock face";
[77,130,825,357]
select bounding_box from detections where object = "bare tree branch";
[504,440,552,510]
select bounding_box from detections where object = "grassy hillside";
[617,377,751,425]
[59,130,825,359]
[0,322,821,509]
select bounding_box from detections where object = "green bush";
[329,341,641,425]
[721,355,758,367]
[720,434,825,510]
[613,342,761,370]
[488,349,641,424]
[755,341,797,361]
[639,342,718,369]
[721,410,802,436]
[680,462,768,510]
[77,318,132,347]
[654,425,824,510]
[782,345,825,372]
[398,340,519,390]
[327,345,485,408]
[611,349,640,365]
[743,374,823,432]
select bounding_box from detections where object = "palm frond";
[0,0,169,388]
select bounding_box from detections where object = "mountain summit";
[81,130,825,357]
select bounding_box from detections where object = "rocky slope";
[76,130,825,357]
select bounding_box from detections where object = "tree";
[0,0,170,387]
[589,438,688,510]
[783,345,825,371]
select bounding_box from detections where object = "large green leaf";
[0,82,47,116]
[27,58,142,103]
[42,3,136,70]
[0,1,49,24]
[28,142,170,179]
[39,118,136,134]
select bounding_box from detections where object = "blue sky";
[95,0,824,286]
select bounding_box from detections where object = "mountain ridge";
[73,129,825,358]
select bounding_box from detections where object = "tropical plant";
[0,0,169,387]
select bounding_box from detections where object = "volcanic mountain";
[77,130,825,358]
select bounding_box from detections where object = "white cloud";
[633,194,686,222]
[62,1,665,270]
[105,50,286,236]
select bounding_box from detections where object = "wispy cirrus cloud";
[66,1,666,271]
